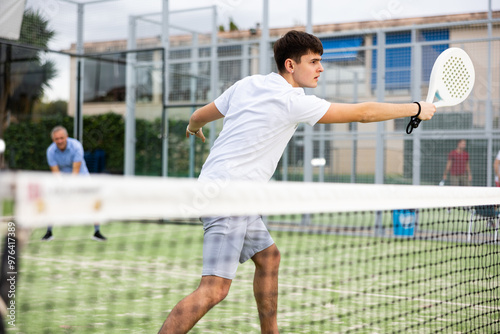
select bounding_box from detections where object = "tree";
[33,99,68,118]
[0,10,57,137]
[229,17,239,31]
[218,18,239,32]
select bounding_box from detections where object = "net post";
[468,209,475,242]
[375,210,384,236]
[494,219,498,244]
[124,15,137,176]
[410,30,422,185]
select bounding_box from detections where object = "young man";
[442,139,472,186]
[42,125,106,241]
[158,30,435,334]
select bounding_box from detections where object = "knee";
[254,245,281,269]
[209,284,230,305]
[199,277,231,306]
[268,244,281,264]
[268,247,281,268]
[273,247,281,264]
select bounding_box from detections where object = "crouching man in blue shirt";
[42,125,106,241]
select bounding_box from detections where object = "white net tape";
[2,171,500,228]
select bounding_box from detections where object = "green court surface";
[11,214,499,333]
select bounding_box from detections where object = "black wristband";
[413,101,421,117]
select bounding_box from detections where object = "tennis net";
[1,172,499,333]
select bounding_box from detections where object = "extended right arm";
[317,101,435,124]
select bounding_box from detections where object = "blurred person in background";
[442,139,472,186]
[41,125,106,241]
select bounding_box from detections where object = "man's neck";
[279,71,299,87]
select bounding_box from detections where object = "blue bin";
[392,209,416,237]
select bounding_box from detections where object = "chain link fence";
[1,2,500,185]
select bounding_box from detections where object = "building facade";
[67,11,500,184]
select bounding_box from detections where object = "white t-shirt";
[199,72,330,182]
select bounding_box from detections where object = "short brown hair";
[273,30,323,73]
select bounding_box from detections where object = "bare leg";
[251,244,281,334]
[158,275,232,334]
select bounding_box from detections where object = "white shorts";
[201,215,275,280]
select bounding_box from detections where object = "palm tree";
[0,9,57,137]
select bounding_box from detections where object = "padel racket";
[406,47,475,134]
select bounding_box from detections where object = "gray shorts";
[201,215,275,280]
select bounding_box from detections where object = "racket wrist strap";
[405,102,422,134]
[413,101,421,117]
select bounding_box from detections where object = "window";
[372,31,412,90]
[321,36,364,63]
[371,29,449,90]
[421,29,449,83]
[84,54,126,102]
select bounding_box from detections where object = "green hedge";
[4,113,206,176]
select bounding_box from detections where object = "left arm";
[72,161,82,175]
[443,156,452,180]
[186,102,225,142]
[49,165,60,174]
[466,161,472,181]
[72,140,85,175]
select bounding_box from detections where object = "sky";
[23,0,500,101]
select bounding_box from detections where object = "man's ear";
[284,58,295,74]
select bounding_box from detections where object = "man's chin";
[304,83,318,89]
